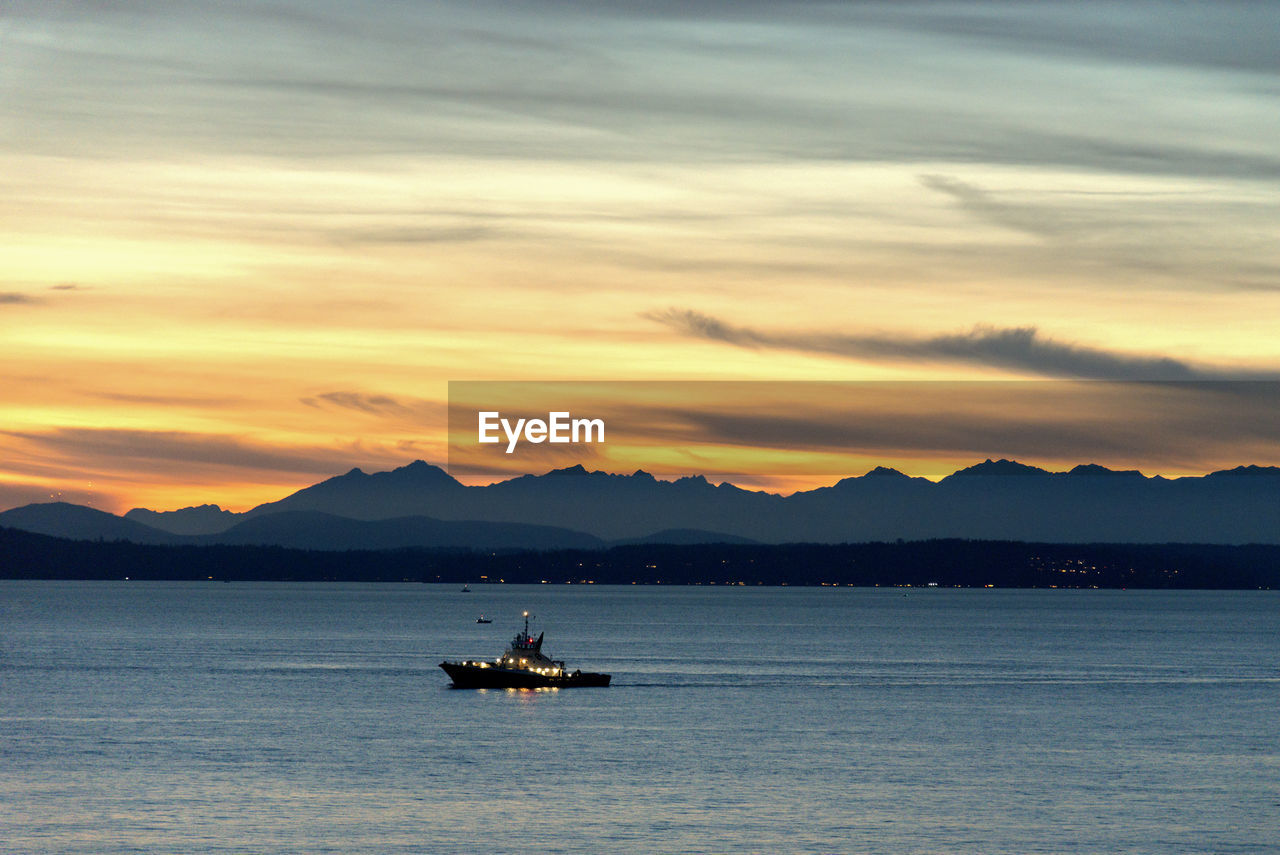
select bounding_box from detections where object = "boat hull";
[440,662,610,689]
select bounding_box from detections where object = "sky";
[2,1,1279,513]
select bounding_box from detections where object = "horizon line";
[10,456,1279,516]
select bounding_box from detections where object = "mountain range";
[3,459,1280,549]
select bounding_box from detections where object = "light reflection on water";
[2,581,1278,854]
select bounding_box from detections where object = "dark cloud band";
[646,308,1278,381]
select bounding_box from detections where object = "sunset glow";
[4,2,1279,513]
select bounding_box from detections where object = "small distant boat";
[461,584,471,593]
[441,612,611,689]
[476,615,492,624]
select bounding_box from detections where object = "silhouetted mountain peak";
[241,460,461,521]
[1206,465,1280,479]
[125,503,236,535]
[1067,464,1144,478]
[299,460,459,493]
[865,466,910,478]
[374,460,460,486]
[126,502,225,515]
[0,502,173,543]
[16,456,1280,550]
[547,464,590,477]
[826,467,923,491]
[947,459,1050,478]
[10,501,105,518]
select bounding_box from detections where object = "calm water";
[1,582,1277,854]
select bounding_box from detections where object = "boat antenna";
[523,610,529,636]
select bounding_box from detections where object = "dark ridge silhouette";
[0,502,178,544]
[125,503,235,535]
[2,526,1277,589]
[942,458,1052,479]
[1067,464,1144,478]
[1205,465,1280,479]
[5,501,602,551]
[8,458,1280,546]
[241,459,464,522]
[609,528,759,546]
[200,510,603,551]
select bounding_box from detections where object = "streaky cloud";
[302,391,410,416]
[645,308,1280,381]
[0,292,41,305]
[920,174,1068,238]
[90,391,246,408]
[622,381,1280,468]
[11,1,1277,181]
[1,427,406,476]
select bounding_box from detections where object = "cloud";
[1,427,410,477]
[630,404,1148,464]
[442,379,1280,479]
[301,391,410,416]
[855,2,1280,76]
[11,0,1277,182]
[920,174,1069,238]
[646,308,1280,381]
[89,391,246,408]
[914,173,1280,294]
[617,381,1280,472]
[0,293,41,305]
[334,225,498,246]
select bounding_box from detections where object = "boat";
[475,615,492,624]
[440,612,611,689]
[461,584,471,593]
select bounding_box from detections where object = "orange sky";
[3,2,1279,513]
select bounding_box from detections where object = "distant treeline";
[1,526,1277,589]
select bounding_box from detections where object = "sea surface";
[1,581,1277,854]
